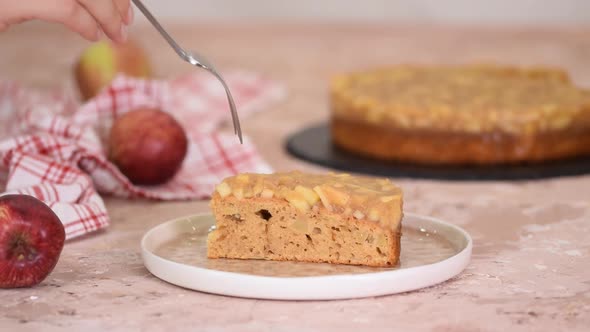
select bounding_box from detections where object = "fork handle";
[131,0,189,61]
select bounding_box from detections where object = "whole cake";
[207,171,403,267]
[330,65,590,165]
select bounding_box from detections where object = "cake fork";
[131,0,243,143]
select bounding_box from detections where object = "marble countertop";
[0,22,589,332]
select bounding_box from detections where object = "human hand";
[0,0,133,42]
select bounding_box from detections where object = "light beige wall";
[139,0,589,24]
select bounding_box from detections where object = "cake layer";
[207,172,403,267]
[332,117,590,165]
[208,196,401,267]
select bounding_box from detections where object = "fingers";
[63,5,102,41]
[0,0,95,40]
[77,0,127,43]
[114,0,133,25]
[27,0,101,41]
[0,0,132,43]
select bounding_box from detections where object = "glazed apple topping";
[214,171,403,228]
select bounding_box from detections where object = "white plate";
[141,213,472,300]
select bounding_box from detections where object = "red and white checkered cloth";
[0,72,284,239]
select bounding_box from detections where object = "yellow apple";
[74,40,151,101]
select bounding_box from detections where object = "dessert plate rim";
[141,212,472,300]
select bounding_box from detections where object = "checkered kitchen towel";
[0,72,284,239]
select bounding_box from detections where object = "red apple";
[0,195,65,288]
[108,109,189,185]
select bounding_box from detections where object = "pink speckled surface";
[1,23,589,331]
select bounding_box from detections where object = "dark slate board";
[285,123,590,181]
